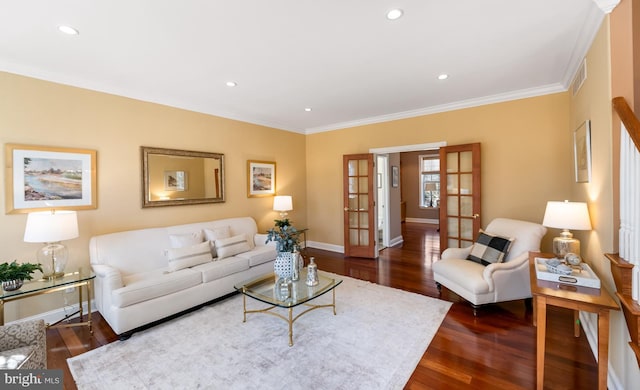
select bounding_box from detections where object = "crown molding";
[304,83,565,134]
[593,0,620,13]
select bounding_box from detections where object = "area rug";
[68,275,451,390]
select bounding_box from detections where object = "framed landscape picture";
[573,120,591,183]
[247,160,275,197]
[5,144,97,213]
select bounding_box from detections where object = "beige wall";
[0,72,306,320]
[574,11,640,388]
[306,93,572,250]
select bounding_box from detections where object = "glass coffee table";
[234,269,342,346]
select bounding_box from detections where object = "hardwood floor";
[47,222,598,389]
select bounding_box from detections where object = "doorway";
[376,155,389,250]
[370,142,446,249]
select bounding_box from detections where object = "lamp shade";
[24,210,79,243]
[273,196,293,212]
[542,201,591,230]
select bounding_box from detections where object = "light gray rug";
[68,275,451,390]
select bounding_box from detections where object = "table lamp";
[24,210,79,279]
[542,200,591,258]
[273,195,293,219]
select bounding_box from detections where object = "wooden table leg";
[597,310,610,390]
[536,296,547,390]
[573,310,580,337]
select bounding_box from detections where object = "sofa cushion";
[112,269,201,308]
[467,230,514,266]
[166,241,212,272]
[215,234,252,259]
[169,231,204,248]
[433,258,490,294]
[193,256,250,283]
[235,245,277,267]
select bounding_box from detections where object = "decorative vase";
[2,279,24,292]
[274,252,295,279]
[306,257,319,286]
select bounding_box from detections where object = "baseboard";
[5,300,93,326]
[389,235,404,247]
[307,240,344,254]
[405,217,439,224]
[579,311,624,390]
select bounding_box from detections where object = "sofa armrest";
[255,233,277,247]
[441,246,472,260]
[92,264,124,290]
[482,252,529,292]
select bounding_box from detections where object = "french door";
[439,143,481,252]
[342,154,376,258]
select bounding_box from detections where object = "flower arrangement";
[0,260,43,282]
[265,219,301,253]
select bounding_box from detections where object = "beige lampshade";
[273,196,293,212]
[24,210,79,242]
[542,201,591,230]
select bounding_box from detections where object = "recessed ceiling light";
[226,81,237,87]
[438,74,449,80]
[386,9,403,20]
[58,25,79,35]
[304,107,312,112]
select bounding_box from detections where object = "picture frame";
[5,144,97,213]
[574,120,592,183]
[247,160,276,197]
[391,166,399,188]
[164,170,187,191]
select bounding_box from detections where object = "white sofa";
[89,217,276,338]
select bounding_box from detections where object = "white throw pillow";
[166,241,212,272]
[169,231,204,248]
[204,226,231,257]
[215,234,252,260]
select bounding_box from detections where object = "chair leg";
[471,303,480,316]
[524,298,533,310]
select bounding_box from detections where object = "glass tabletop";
[234,269,342,308]
[0,268,95,299]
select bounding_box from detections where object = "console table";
[529,252,619,390]
[0,269,95,332]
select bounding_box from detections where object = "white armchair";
[433,218,547,314]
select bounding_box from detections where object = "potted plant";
[0,260,43,291]
[266,219,301,280]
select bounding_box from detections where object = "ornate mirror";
[141,146,225,208]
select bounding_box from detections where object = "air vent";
[572,59,587,96]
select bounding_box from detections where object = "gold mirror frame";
[141,146,225,208]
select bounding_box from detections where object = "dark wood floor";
[47,222,598,389]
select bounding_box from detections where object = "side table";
[0,269,95,333]
[529,252,619,390]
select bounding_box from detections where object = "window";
[419,155,440,208]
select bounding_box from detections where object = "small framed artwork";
[574,120,592,183]
[247,160,276,197]
[392,166,399,188]
[164,170,187,191]
[5,143,97,213]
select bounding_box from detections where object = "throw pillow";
[166,241,212,272]
[215,234,252,260]
[466,230,514,266]
[169,231,204,248]
[203,226,231,258]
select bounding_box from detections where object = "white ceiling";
[0,1,618,134]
